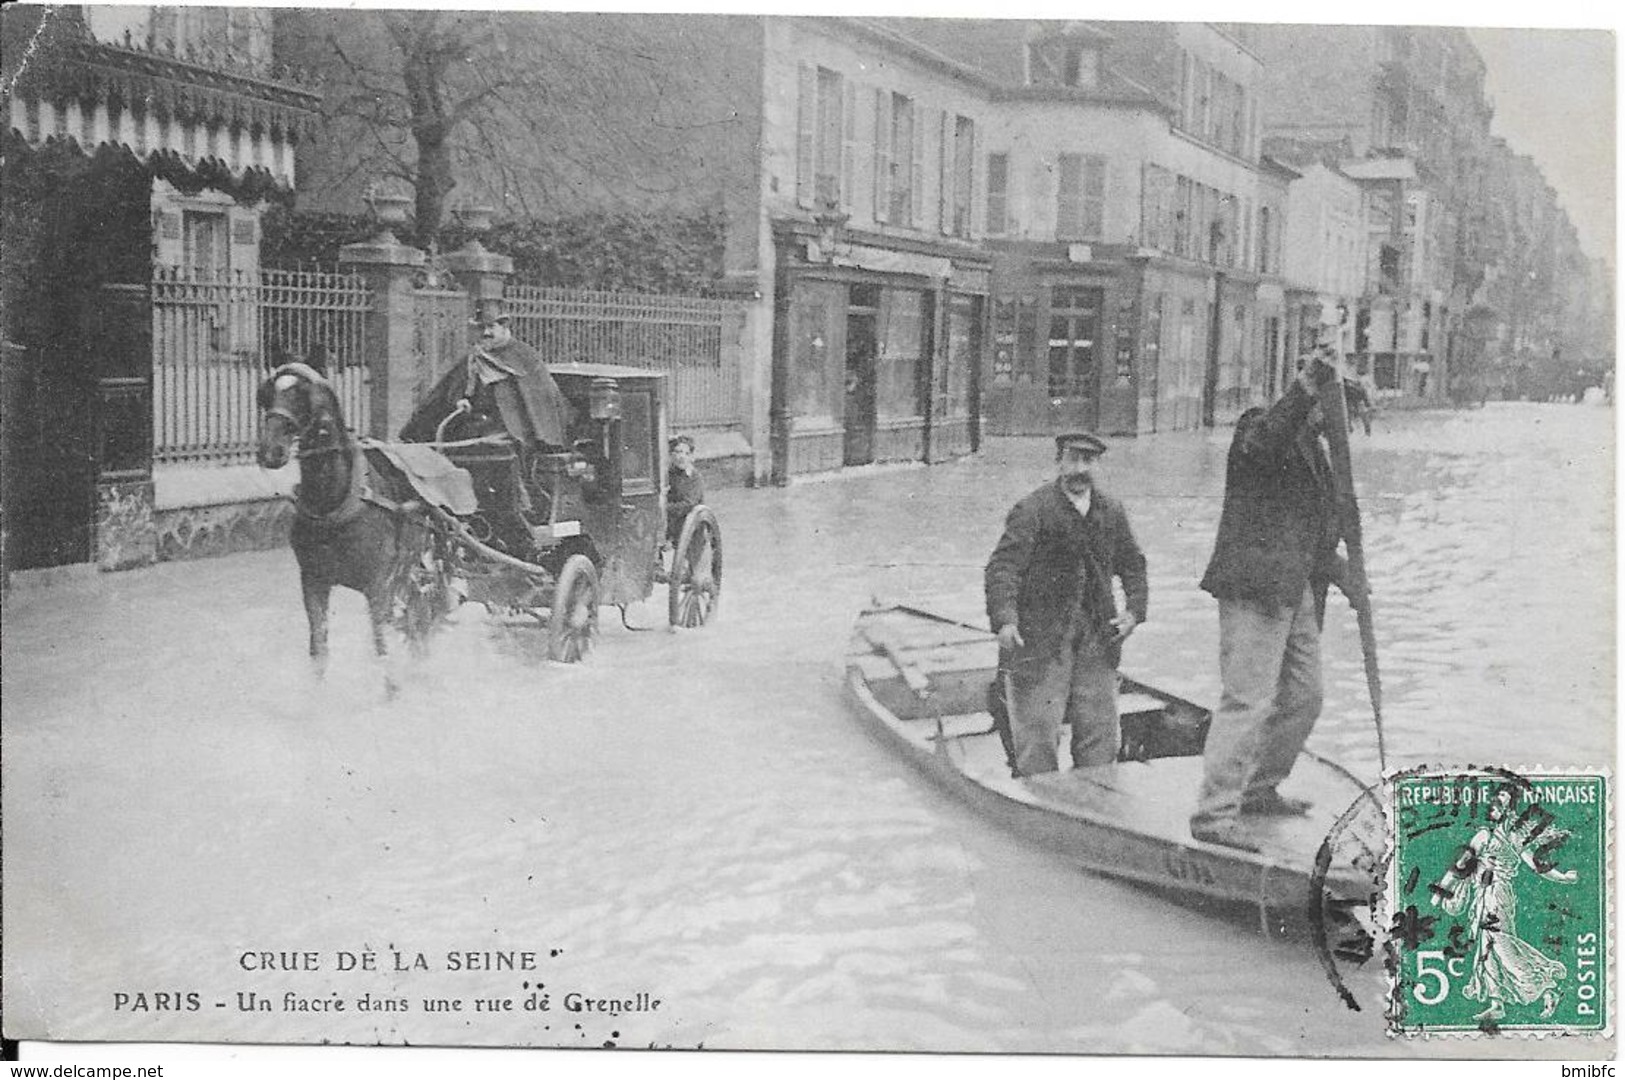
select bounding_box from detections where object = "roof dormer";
[1025,23,1111,90]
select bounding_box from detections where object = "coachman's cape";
[400,335,573,448]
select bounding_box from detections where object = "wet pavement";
[2,400,1613,1055]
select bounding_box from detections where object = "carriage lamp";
[588,377,622,421]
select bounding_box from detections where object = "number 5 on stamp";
[1386,767,1611,1036]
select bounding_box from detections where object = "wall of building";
[982,101,1158,244]
[1282,163,1367,300]
[763,19,994,244]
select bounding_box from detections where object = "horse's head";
[257,362,343,470]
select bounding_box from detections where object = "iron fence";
[503,284,742,429]
[412,285,470,408]
[152,266,371,465]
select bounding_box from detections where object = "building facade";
[2,5,317,573]
[762,19,993,477]
[1253,24,1496,402]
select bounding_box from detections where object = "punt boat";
[846,602,1383,930]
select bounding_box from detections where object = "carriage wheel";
[668,506,722,629]
[548,554,600,662]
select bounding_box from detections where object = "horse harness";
[268,363,414,531]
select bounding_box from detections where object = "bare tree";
[279,10,749,245]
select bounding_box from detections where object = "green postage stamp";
[1386,767,1611,1036]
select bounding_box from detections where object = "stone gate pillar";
[338,233,425,440]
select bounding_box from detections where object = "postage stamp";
[1385,766,1611,1036]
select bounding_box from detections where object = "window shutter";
[873,88,891,224]
[966,120,977,238]
[841,79,857,210]
[939,110,952,234]
[796,62,816,210]
[910,99,925,229]
[1179,50,1193,130]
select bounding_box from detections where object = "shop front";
[770,221,988,480]
[982,247,1143,437]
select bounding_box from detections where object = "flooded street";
[2,401,1612,1056]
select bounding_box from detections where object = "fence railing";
[503,284,741,429]
[152,267,371,465]
[411,284,470,407]
[151,270,746,467]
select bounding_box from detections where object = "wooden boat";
[846,602,1381,927]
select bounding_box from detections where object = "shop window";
[876,289,925,419]
[793,292,837,421]
[943,294,980,419]
[992,297,1017,384]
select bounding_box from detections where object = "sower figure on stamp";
[985,433,1148,778]
[1429,787,1576,1022]
[1190,346,1352,853]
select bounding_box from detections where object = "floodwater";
[2,401,1613,1057]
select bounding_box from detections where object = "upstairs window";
[875,91,917,226]
[815,67,844,206]
[986,152,1010,235]
[797,65,851,210]
[1056,153,1106,242]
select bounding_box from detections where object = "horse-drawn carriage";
[257,347,722,673]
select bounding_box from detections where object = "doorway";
[843,284,880,466]
[1045,286,1103,431]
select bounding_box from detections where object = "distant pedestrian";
[1190,348,1351,852]
[984,433,1148,777]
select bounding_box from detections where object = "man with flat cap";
[985,433,1148,777]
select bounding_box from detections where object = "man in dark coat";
[985,433,1149,777]
[1190,352,1349,852]
[400,300,572,448]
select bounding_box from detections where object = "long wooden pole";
[1317,356,1387,771]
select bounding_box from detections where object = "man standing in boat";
[1189,348,1348,853]
[985,433,1148,778]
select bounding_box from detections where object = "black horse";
[256,362,446,691]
